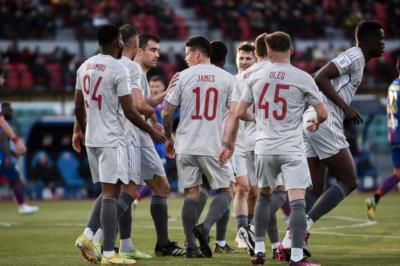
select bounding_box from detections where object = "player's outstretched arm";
[146,73,179,107]
[315,62,363,124]
[120,94,165,143]
[163,102,177,159]
[132,89,154,116]
[236,100,255,122]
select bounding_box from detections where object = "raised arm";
[163,102,177,159]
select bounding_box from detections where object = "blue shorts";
[391,145,400,168]
[0,152,19,181]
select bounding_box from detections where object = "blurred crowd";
[184,0,400,40]
[0,0,187,40]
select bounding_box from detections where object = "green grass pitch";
[0,193,399,265]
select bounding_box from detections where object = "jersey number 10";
[258,83,289,120]
[83,74,103,110]
[192,87,218,121]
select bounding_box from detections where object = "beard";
[116,47,123,59]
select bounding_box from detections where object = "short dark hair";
[237,42,255,53]
[186,35,211,57]
[97,24,120,46]
[149,75,166,87]
[355,20,383,43]
[139,33,160,49]
[119,24,138,46]
[1,102,10,109]
[255,33,268,57]
[210,41,228,65]
[265,31,292,52]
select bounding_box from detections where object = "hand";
[153,122,165,135]
[166,73,179,93]
[306,120,320,132]
[165,138,175,159]
[150,128,166,144]
[218,142,234,166]
[343,106,363,125]
[72,131,85,153]
[14,140,27,156]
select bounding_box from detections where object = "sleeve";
[165,75,182,106]
[240,79,254,104]
[115,65,132,97]
[231,77,242,103]
[75,67,82,91]
[303,74,323,106]
[136,72,147,96]
[226,76,235,107]
[331,51,352,75]
[129,66,142,91]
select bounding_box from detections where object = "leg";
[182,186,200,251]
[366,167,400,220]
[308,148,357,225]
[305,157,327,212]
[101,182,120,257]
[234,176,250,230]
[247,185,258,224]
[146,175,170,247]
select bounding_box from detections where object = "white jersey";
[165,63,234,156]
[119,56,141,146]
[237,60,272,152]
[135,64,155,148]
[75,54,131,147]
[325,46,365,122]
[241,62,323,155]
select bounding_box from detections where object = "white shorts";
[176,154,234,190]
[127,145,141,185]
[232,151,257,186]
[255,154,312,190]
[86,145,129,184]
[140,146,166,181]
[303,114,349,160]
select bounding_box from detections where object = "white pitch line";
[310,230,400,239]
[312,220,377,231]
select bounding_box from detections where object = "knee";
[236,183,250,197]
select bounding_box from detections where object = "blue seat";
[57,151,84,198]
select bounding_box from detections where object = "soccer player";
[365,56,400,220]
[280,20,385,249]
[222,33,289,261]
[133,33,185,257]
[73,24,164,265]
[163,36,235,258]
[0,102,38,214]
[0,70,26,157]
[194,40,235,254]
[235,31,328,266]
[228,42,259,249]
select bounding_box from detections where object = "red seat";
[46,63,63,90]
[4,64,19,90]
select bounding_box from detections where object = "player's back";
[77,54,130,147]
[173,64,234,156]
[247,63,321,155]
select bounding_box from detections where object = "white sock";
[306,215,314,231]
[133,199,139,206]
[83,228,94,240]
[290,247,303,262]
[271,242,280,250]
[120,238,134,253]
[103,250,115,258]
[216,240,226,247]
[92,228,103,245]
[281,230,292,248]
[254,241,265,254]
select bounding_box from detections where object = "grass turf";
[0,193,399,265]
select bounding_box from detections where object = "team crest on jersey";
[336,55,352,68]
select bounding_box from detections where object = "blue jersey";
[388,78,400,145]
